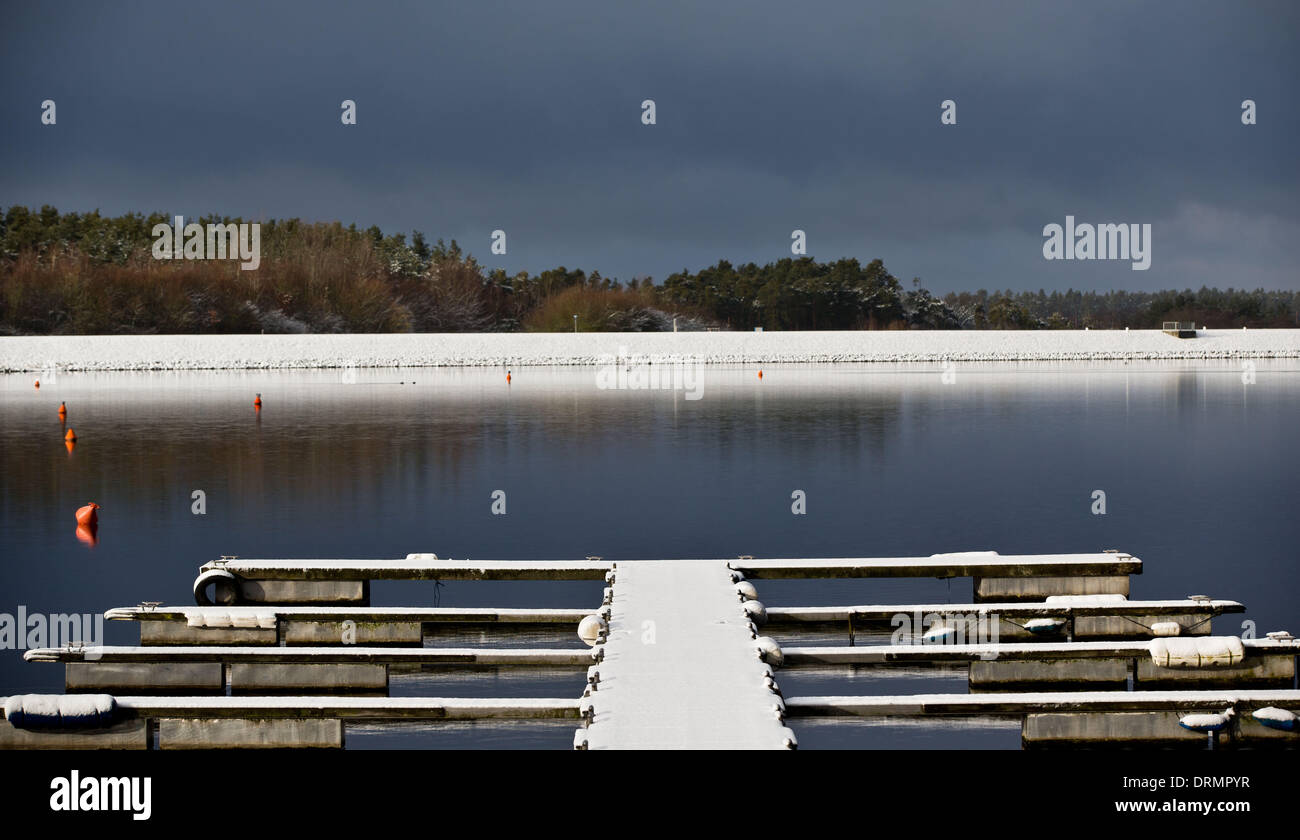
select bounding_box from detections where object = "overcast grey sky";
[2,0,1297,293]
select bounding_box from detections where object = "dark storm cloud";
[2,0,1297,291]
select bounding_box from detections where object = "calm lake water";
[2,360,1297,749]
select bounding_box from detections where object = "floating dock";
[192,551,1140,605]
[576,559,795,749]
[769,598,1242,641]
[4,548,1297,750]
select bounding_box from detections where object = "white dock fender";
[1149,621,1182,637]
[921,625,958,644]
[186,609,277,629]
[1252,707,1298,732]
[4,694,117,730]
[1045,594,1128,605]
[573,729,589,750]
[755,636,783,668]
[1023,618,1067,635]
[735,580,759,601]
[743,600,768,627]
[1148,636,1245,668]
[1178,708,1234,733]
[193,568,240,606]
[576,615,606,647]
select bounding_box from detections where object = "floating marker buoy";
[758,370,763,379]
[64,428,77,442]
[506,371,512,384]
[58,402,67,419]
[75,502,100,527]
[253,394,262,408]
[34,380,39,389]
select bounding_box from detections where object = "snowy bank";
[2,329,1298,372]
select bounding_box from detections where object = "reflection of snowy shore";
[3,329,1298,372]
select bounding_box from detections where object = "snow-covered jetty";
[4,549,1298,749]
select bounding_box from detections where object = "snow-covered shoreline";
[2,329,1298,372]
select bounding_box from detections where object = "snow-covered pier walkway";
[577,560,796,750]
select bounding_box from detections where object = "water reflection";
[2,361,1297,748]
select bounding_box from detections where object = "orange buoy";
[64,428,77,442]
[34,380,40,389]
[506,372,512,384]
[58,401,67,419]
[758,369,763,379]
[254,393,262,408]
[75,502,100,527]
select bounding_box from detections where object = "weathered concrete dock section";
[734,551,1140,601]
[5,548,1298,749]
[578,560,796,750]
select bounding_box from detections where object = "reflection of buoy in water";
[254,394,262,409]
[75,523,98,547]
[75,502,100,527]
[58,402,67,419]
[64,428,77,442]
[65,440,76,454]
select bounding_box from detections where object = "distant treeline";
[2,206,1296,334]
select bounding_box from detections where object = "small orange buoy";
[34,380,40,389]
[758,369,763,379]
[64,428,77,442]
[75,502,100,527]
[58,401,67,418]
[254,394,262,408]
[506,372,512,384]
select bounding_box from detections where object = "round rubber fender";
[193,568,241,606]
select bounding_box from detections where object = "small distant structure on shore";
[1162,321,1198,338]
